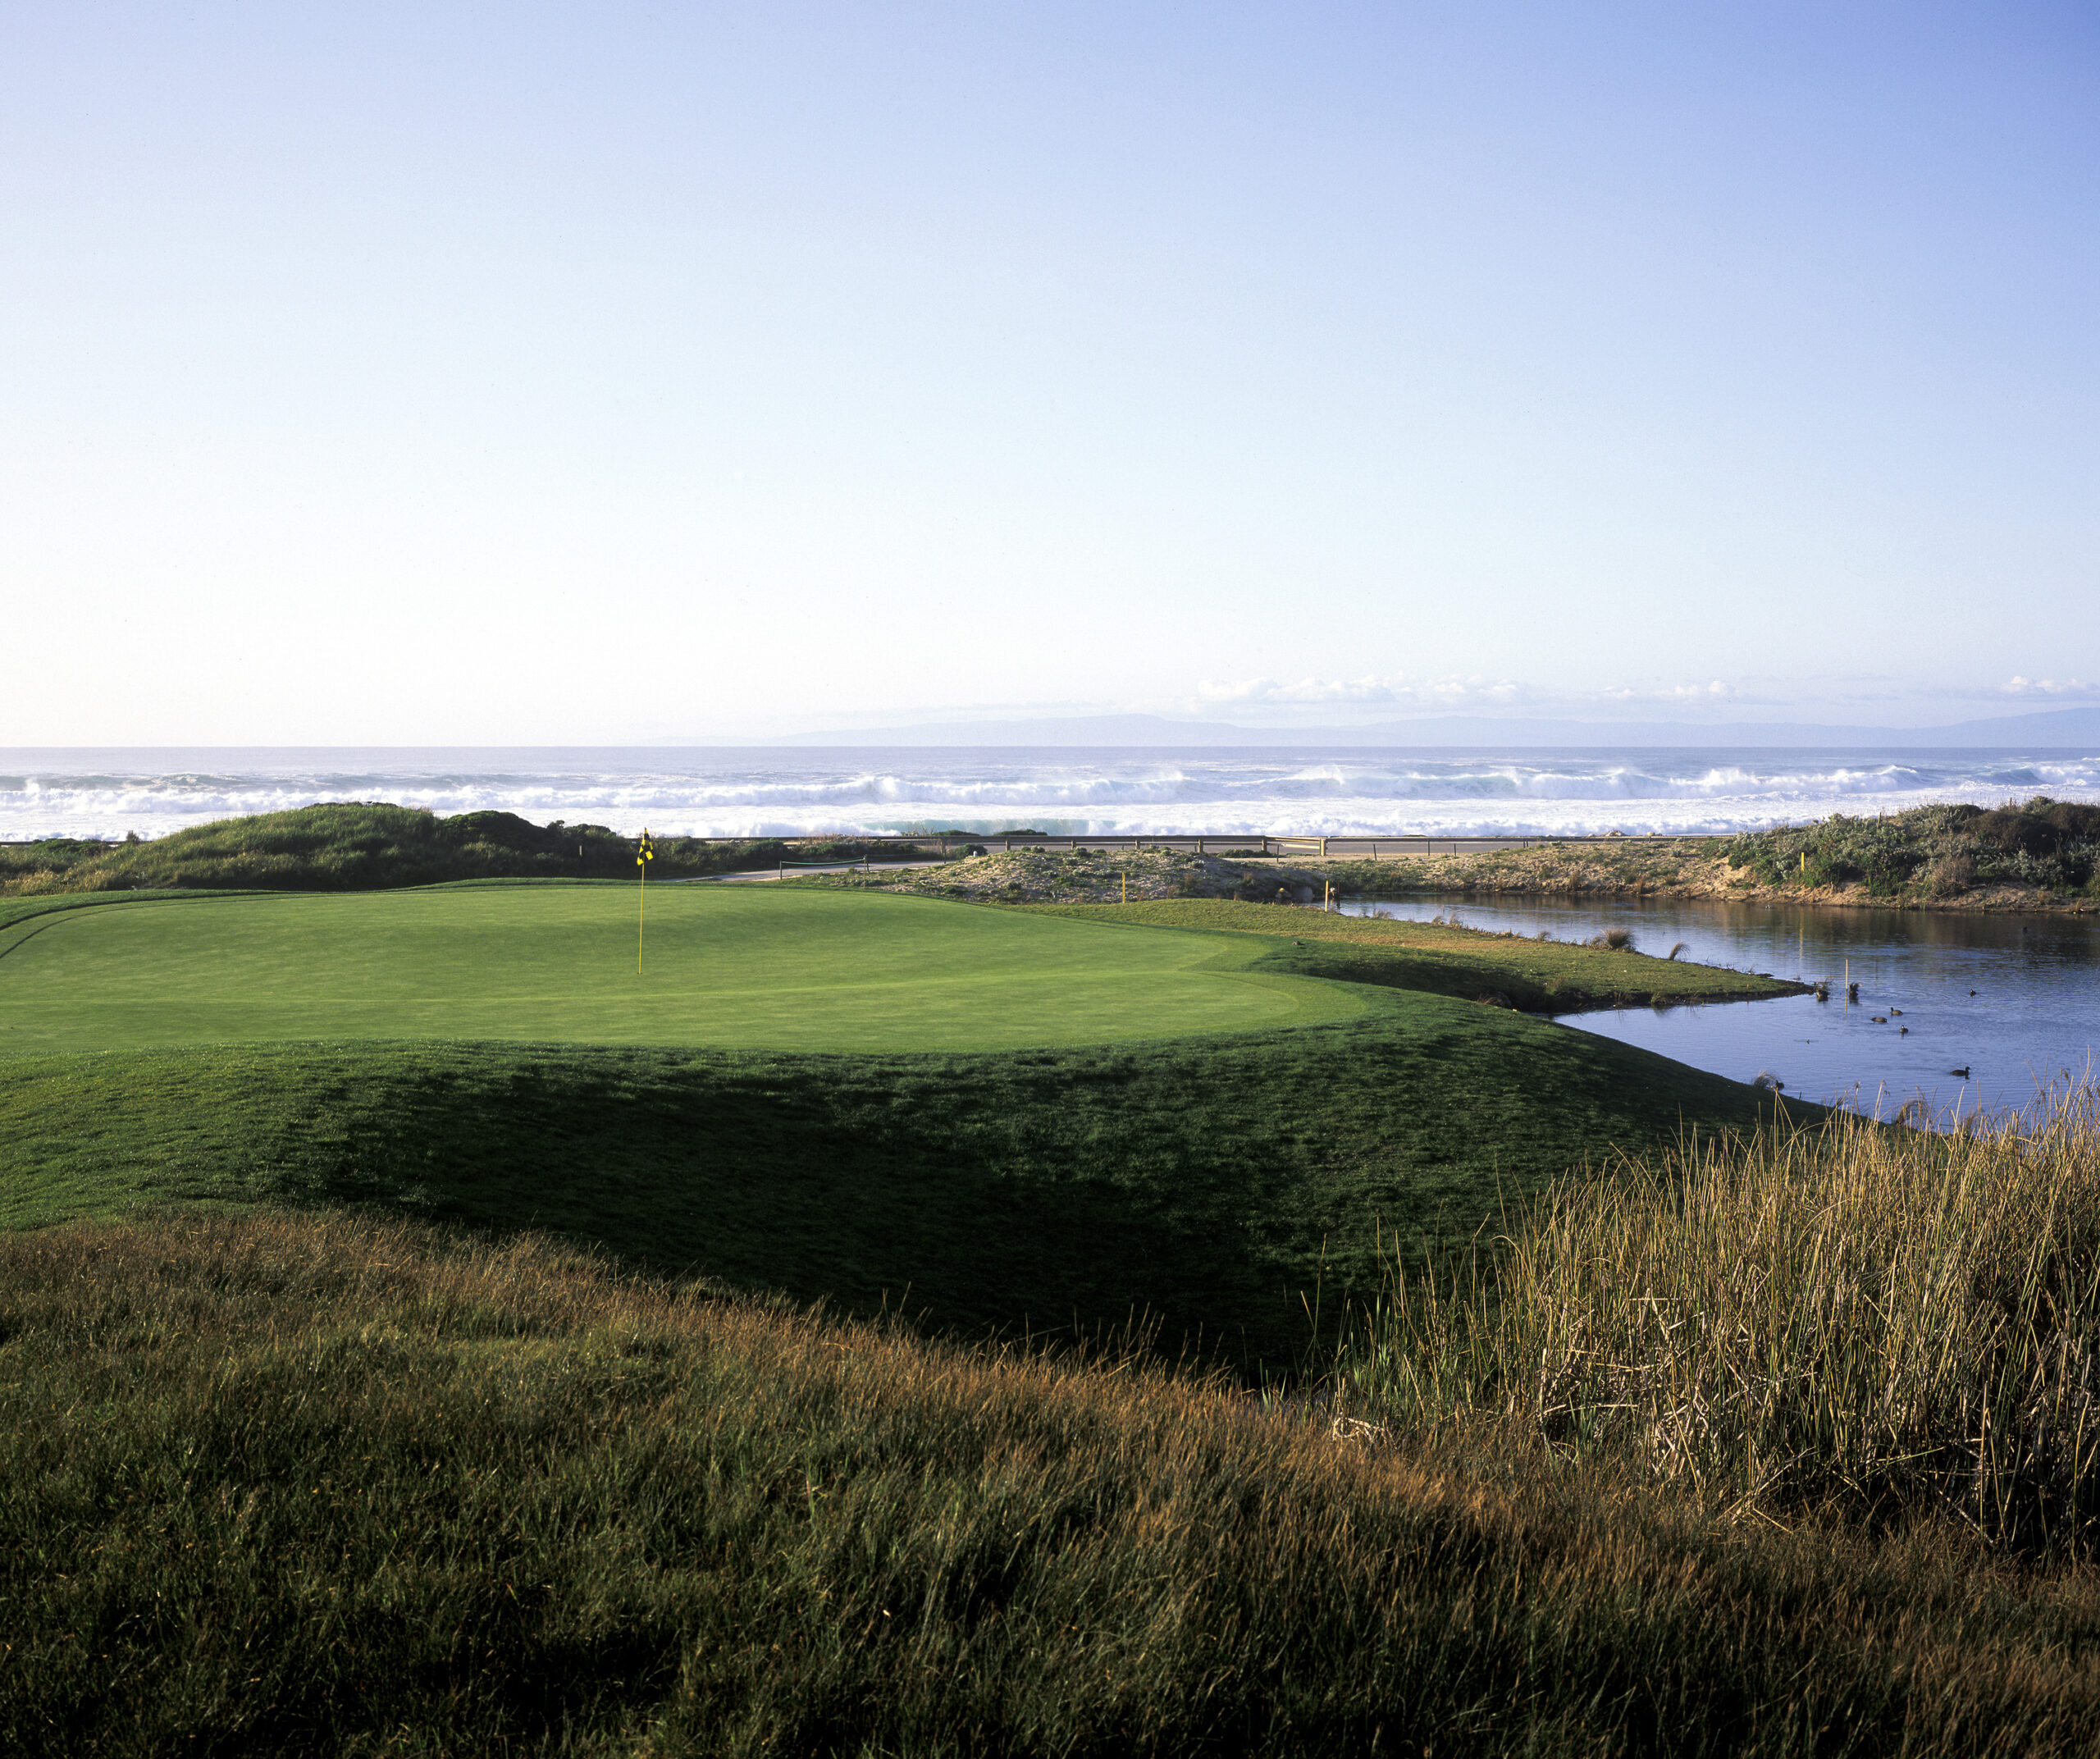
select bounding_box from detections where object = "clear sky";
[3,2,2095,742]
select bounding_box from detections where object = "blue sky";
[3,2,2094,742]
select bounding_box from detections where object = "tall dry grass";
[1340,1087,2100,1549]
[11,1206,2100,1752]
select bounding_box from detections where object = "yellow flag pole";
[637,828,655,973]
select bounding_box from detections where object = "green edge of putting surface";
[0,884,1375,1054]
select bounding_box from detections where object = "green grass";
[0,885,262,934]
[0,1028,1787,1369]
[0,884,1802,1365]
[0,884,1369,1054]
[6,1208,2098,1757]
[10,853,2081,1750]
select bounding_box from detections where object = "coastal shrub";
[2006,848,2080,892]
[0,838,107,890]
[1925,851,1978,897]
[0,805,941,894]
[1723,798,2100,896]
[1975,799,2100,860]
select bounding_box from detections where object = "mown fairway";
[0,883,1368,1053]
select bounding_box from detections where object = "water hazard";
[1335,894,2098,1120]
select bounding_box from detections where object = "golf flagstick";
[637,829,655,972]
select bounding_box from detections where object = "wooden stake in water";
[636,828,655,972]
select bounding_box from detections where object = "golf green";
[0,884,1371,1053]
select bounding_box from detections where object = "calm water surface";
[1337,895,2098,1119]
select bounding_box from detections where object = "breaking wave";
[2,746,2097,841]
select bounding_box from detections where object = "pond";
[1335,893,2098,1120]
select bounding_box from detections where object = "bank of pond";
[1341,892,2098,1122]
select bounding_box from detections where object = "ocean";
[3,745,2098,843]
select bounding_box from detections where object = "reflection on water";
[1335,894,2098,1117]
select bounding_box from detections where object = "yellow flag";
[637,829,655,972]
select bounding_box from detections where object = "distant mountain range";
[660,706,2100,750]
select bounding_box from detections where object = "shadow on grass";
[2,1000,1797,1370]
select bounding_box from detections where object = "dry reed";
[1340,1086,2100,1550]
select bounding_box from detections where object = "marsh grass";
[1337,1088,2100,1552]
[8,1208,2100,1754]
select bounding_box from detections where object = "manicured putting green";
[0,884,1370,1053]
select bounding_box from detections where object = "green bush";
[1723,798,2099,896]
[0,806,939,895]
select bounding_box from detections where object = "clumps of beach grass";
[1336,1085,2100,1553]
[11,1206,2100,1752]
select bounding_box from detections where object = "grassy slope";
[0,886,262,933]
[0,884,1366,1054]
[2,886,1800,1364]
[7,1209,2096,1758]
[1025,898,1804,1011]
[0,1021,1784,1366]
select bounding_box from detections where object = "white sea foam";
[2,747,2096,841]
